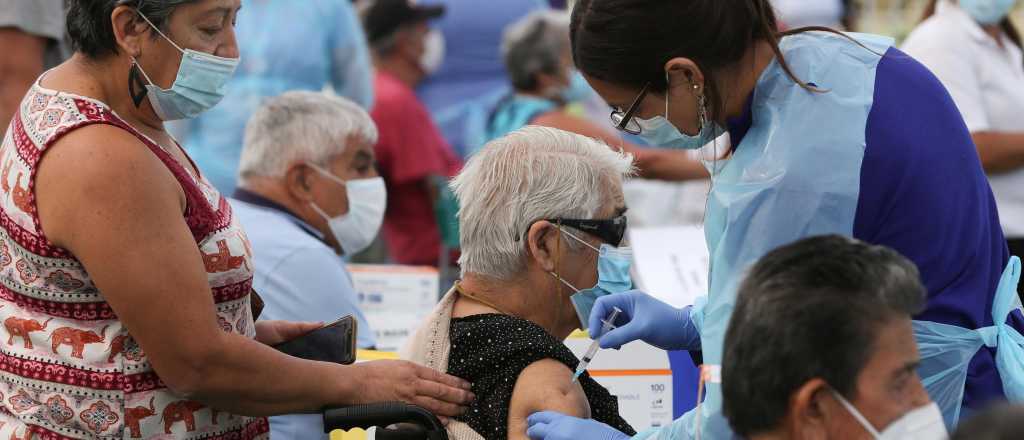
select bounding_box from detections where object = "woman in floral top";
[0,1,472,438]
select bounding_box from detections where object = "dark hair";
[922,0,1023,68]
[66,0,198,59]
[569,0,844,122]
[721,235,926,437]
[952,404,1024,440]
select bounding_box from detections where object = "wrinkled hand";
[527,411,629,440]
[589,290,700,351]
[254,320,323,346]
[350,360,474,419]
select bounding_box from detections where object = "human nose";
[217,27,240,59]
[907,372,931,408]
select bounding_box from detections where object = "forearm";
[171,331,358,416]
[973,132,1024,175]
[627,145,709,182]
[0,30,47,133]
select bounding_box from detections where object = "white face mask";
[307,164,387,256]
[832,391,948,440]
[418,29,446,75]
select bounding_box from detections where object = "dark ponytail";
[570,0,854,121]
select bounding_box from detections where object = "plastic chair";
[324,402,449,440]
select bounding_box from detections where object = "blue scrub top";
[183,0,374,193]
[726,47,1022,410]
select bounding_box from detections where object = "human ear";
[284,164,315,203]
[111,6,151,58]
[526,221,561,273]
[663,57,706,94]
[790,378,834,440]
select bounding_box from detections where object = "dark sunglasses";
[610,82,651,135]
[548,215,628,247]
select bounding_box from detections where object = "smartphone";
[273,315,358,365]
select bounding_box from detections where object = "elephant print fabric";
[0,85,268,438]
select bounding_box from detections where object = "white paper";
[349,264,439,352]
[629,226,710,309]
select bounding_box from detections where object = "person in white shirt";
[770,0,852,29]
[230,91,388,439]
[903,0,1024,295]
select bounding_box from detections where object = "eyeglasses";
[610,82,651,135]
[548,215,628,247]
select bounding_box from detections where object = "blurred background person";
[363,0,462,267]
[489,10,707,182]
[415,0,549,159]
[952,403,1024,439]
[771,0,858,30]
[0,0,67,135]
[902,0,1024,297]
[181,0,374,193]
[231,91,383,439]
[0,0,474,437]
[404,126,636,440]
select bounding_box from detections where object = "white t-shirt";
[902,1,1024,236]
[771,0,845,29]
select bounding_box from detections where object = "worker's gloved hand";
[589,290,701,351]
[527,411,630,440]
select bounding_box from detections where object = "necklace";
[454,281,516,317]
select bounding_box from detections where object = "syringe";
[571,306,623,383]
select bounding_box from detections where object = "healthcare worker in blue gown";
[525,0,1024,439]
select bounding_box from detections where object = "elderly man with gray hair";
[403,126,637,440]
[231,91,386,439]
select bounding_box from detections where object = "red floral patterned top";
[0,82,268,439]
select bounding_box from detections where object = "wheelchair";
[324,402,449,440]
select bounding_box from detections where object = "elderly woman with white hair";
[485,10,706,182]
[403,126,637,440]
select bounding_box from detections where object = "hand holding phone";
[272,315,358,365]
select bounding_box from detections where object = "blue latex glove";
[527,411,630,440]
[588,290,701,351]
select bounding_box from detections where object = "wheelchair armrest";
[323,402,448,440]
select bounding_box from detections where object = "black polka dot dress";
[447,314,636,440]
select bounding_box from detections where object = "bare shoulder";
[37,124,179,188]
[506,358,590,440]
[36,123,183,248]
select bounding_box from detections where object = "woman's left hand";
[254,320,324,345]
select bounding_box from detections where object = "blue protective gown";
[636,32,1024,439]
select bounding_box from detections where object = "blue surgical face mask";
[132,13,240,120]
[635,86,725,150]
[959,0,1017,25]
[550,227,634,329]
[559,70,594,103]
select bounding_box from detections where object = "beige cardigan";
[400,288,486,440]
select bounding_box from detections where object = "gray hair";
[237,91,378,183]
[502,10,571,91]
[452,126,634,280]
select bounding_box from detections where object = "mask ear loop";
[831,390,883,438]
[135,11,187,53]
[552,221,569,331]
